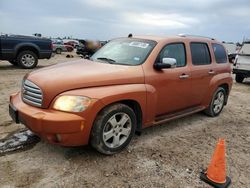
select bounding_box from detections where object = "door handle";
[208,70,216,75]
[179,74,189,79]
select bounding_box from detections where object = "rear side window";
[212,43,227,63]
[158,43,186,67]
[190,42,211,65]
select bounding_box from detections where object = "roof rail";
[178,34,215,40]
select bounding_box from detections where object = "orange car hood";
[27,59,145,108]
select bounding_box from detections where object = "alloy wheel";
[213,91,225,114]
[102,112,132,148]
[21,54,35,67]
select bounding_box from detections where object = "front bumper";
[9,92,89,146]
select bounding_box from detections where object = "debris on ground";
[0,129,40,156]
[66,54,74,58]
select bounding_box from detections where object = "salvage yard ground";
[0,53,250,187]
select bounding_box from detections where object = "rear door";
[189,42,215,106]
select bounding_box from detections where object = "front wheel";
[91,103,136,155]
[204,87,226,117]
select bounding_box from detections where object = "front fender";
[62,84,147,105]
[59,84,147,141]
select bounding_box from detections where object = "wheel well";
[219,83,229,95]
[16,46,39,58]
[119,100,143,132]
[100,100,143,132]
[218,83,229,105]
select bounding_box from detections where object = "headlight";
[53,96,91,112]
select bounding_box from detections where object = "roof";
[132,34,220,43]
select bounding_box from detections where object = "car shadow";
[0,64,20,70]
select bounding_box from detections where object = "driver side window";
[158,43,186,67]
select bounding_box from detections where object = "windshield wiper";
[97,57,116,64]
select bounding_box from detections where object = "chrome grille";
[22,80,43,107]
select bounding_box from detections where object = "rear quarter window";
[190,42,211,65]
[212,43,228,64]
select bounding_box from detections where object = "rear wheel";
[204,87,226,117]
[235,74,244,83]
[91,103,136,155]
[17,50,38,69]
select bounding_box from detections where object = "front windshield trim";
[91,38,157,66]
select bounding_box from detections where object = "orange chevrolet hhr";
[9,35,233,154]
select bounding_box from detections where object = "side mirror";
[154,58,177,70]
[162,58,177,68]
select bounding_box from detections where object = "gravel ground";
[0,53,250,187]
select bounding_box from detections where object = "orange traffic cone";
[200,139,231,188]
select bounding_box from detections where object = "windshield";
[91,38,156,65]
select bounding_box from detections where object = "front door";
[145,42,193,116]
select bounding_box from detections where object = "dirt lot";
[0,54,250,187]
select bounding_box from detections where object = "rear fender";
[14,43,40,57]
[202,73,233,107]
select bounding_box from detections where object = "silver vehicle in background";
[223,42,237,63]
[233,42,250,83]
[51,39,73,54]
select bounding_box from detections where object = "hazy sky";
[0,0,249,42]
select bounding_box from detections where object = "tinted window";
[212,43,227,64]
[159,43,186,67]
[190,43,211,65]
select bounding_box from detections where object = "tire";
[91,103,136,155]
[8,59,18,66]
[235,74,244,83]
[17,50,38,69]
[56,48,62,54]
[204,87,226,117]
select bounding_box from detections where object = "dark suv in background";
[0,34,53,69]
